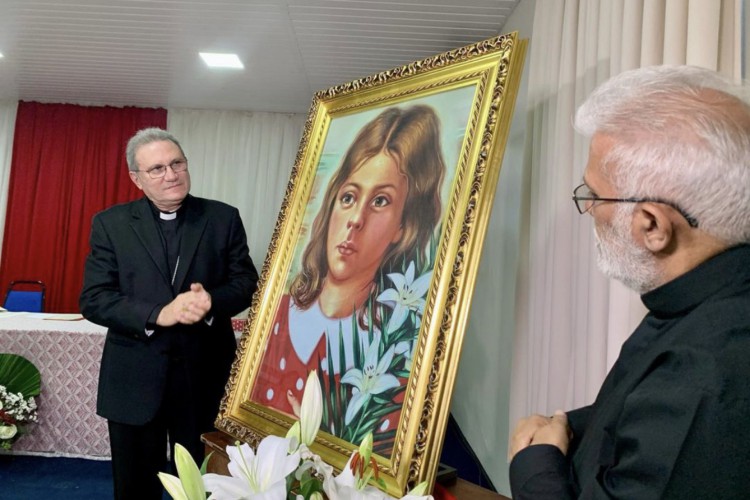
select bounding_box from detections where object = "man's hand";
[509,410,571,460]
[510,413,552,459]
[156,283,212,326]
[531,411,571,454]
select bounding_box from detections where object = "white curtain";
[0,101,18,262]
[510,0,743,432]
[167,109,307,273]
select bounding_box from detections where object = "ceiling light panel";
[199,52,244,69]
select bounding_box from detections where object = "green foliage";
[295,468,325,498]
[199,452,213,475]
[315,228,441,449]
[0,353,41,396]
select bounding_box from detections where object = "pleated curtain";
[0,101,17,263]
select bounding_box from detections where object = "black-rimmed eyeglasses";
[134,158,188,179]
[572,183,698,228]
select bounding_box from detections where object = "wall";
[449,0,535,495]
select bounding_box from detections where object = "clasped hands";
[156,283,212,326]
[509,410,571,461]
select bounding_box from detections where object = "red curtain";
[0,102,167,312]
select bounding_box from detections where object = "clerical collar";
[145,198,182,220]
[641,244,750,317]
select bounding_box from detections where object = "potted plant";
[0,353,41,451]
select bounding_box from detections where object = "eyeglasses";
[134,158,188,179]
[572,183,698,228]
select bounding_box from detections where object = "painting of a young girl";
[252,104,447,450]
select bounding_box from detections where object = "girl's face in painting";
[326,152,408,287]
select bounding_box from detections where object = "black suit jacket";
[80,195,258,425]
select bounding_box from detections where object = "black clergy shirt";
[510,244,750,499]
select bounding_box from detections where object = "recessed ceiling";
[0,0,521,113]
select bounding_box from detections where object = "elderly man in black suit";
[80,127,259,499]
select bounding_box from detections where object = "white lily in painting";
[340,336,400,425]
[376,261,432,332]
[202,436,300,500]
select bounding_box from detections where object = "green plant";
[0,353,41,450]
[0,353,41,396]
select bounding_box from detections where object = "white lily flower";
[323,454,433,500]
[340,336,400,425]
[299,370,323,446]
[376,261,432,332]
[296,443,334,483]
[324,459,385,500]
[287,370,323,450]
[158,472,190,500]
[203,436,300,500]
[286,421,302,451]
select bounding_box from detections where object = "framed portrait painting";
[216,32,527,496]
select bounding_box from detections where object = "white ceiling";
[0,0,521,113]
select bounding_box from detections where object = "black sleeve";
[203,207,258,318]
[510,444,573,500]
[79,214,163,339]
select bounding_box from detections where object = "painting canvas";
[216,32,527,496]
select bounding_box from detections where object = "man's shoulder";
[94,198,144,221]
[188,196,238,215]
[657,289,750,390]
[698,282,750,332]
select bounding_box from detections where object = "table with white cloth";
[0,312,109,458]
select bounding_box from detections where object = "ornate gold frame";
[216,32,526,496]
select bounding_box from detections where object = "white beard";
[594,205,662,293]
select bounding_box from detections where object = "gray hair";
[125,127,186,171]
[575,65,750,245]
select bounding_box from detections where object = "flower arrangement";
[0,353,41,450]
[159,371,433,500]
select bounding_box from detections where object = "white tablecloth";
[0,312,109,458]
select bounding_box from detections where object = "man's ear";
[632,203,673,253]
[129,171,143,190]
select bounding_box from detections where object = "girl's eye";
[340,192,355,206]
[372,195,390,208]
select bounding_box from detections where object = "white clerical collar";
[159,211,177,220]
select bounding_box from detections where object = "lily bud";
[359,432,373,465]
[173,443,206,500]
[158,472,189,500]
[299,370,323,446]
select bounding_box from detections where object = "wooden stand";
[202,431,509,500]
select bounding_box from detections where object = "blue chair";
[3,280,45,312]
